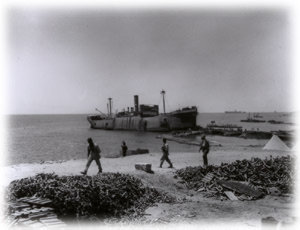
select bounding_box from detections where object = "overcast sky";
[6,8,292,114]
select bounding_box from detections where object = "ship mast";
[161,90,166,114]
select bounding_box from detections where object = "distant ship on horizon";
[224,110,246,114]
[240,113,266,123]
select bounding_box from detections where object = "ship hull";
[87,109,197,132]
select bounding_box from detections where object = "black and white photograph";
[0,1,299,229]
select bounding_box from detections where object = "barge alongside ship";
[87,91,198,132]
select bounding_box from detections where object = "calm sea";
[4,112,295,165]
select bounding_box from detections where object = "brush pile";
[7,173,175,218]
[175,156,294,200]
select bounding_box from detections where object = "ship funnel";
[134,95,139,113]
[108,98,112,117]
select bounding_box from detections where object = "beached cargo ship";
[87,91,198,132]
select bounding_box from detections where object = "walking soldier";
[160,138,173,168]
[81,137,102,175]
[199,135,210,168]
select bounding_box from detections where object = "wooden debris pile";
[175,156,294,200]
[3,197,66,228]
[7,173,175,220]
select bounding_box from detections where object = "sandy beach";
[2,148,294,185]
[2,148,297,228]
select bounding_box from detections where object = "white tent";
[292,142,300,151]
[263,135,290,151]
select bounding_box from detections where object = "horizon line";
[2,111,297,116]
